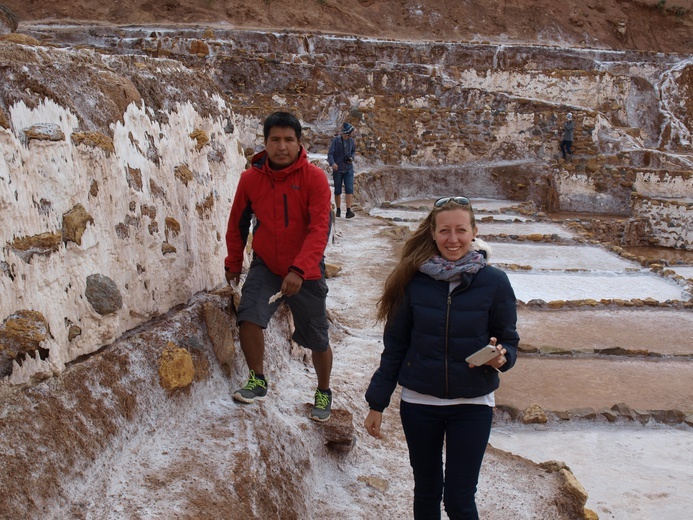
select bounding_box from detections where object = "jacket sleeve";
[288,169,332,278]
[365,294,413,412]
[224,174,252,272]
[490,269,520,372]
[327,137,337,166]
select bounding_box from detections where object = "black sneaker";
[310,389,332,422]
[232,371,268,404]
[336,208,341,218]
[345,209,355,219]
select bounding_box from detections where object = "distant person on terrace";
[224,111,334,422]
[560,112,574,161]
[327,121,357,219]
[364,196,519,520]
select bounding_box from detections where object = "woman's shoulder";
[478,264,511,283]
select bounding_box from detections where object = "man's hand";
[332,163,338,171]
[225,270,241,286]
[281,271,304,296]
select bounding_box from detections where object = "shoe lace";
[243,370,266,391]
[314,389,330,410]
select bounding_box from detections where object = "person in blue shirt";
[327,122,356,218]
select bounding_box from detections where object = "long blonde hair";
[376,201,477,322]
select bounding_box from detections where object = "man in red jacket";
[224,112,334,421]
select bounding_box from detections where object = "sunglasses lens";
[435,197,469,207]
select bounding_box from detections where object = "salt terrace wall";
[632,195,693,249]
[0,42,247,384]
[21,26,692,162]
[631,169,693,248]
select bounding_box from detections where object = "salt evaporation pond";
[490,424,693,520]
[373,207,530,225]
[670,266,693,280]
[369,202,688,303]
[490,242,687,302]
[490,243,641,271]
[477,221,578,238]
[507,271,687,302]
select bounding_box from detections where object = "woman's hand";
[364,410,383,439]
[485,336,507,370]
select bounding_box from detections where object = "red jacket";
[225,147,331,280]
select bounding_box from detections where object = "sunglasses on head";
[434,196,470,207]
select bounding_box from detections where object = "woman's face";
[432,208,477,261]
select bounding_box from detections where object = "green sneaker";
[232,371,268,404]
[310,389,332,422]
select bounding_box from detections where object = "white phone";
[465,344,500,366]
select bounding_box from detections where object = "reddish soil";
[3,0,693,54]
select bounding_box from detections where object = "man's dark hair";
[263,111,302,141]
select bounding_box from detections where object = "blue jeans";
[332,170,354,195]
[400,401,493,520]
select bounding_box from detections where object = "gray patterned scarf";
[418,251,487,281]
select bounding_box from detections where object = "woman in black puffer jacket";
[364,196,519,520]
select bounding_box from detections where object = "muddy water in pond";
[368,194,693,520]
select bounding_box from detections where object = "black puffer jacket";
[366,266,519,412]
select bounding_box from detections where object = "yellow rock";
[522,403,548,424]
[158,342,194,390]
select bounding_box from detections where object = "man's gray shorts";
[237,257,330,352]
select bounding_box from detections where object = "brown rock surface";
[62,203,94,246]
[202,301,236,377]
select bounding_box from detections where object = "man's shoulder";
[240,166,262,181]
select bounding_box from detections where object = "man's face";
[265,126,301,169]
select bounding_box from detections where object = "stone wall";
[632,195,693,249]
[0,43,247,384]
